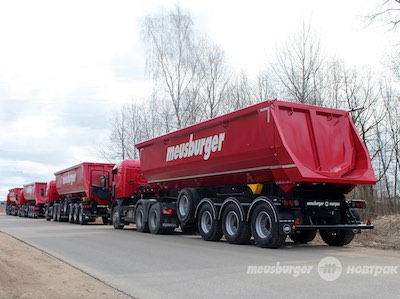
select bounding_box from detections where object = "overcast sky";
[0,0,391,200]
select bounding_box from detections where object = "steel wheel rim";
[137,209,144,227]
[179,195,189,217]
[112,208,119,224]
[201,210,213,234]
[150,210,159,229]
[225,211,239,236]
[255,211,272,239]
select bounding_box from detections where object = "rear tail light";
[162,208,173,215]
[351,200,365,208]
[282,200,299,207]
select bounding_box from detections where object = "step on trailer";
[50,162,115,224]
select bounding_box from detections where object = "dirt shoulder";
[0,231,132,299]
[353,214,400,251]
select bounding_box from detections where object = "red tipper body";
[8,188,23,205]
[136,100,376,191]
[55,162,115,205]
[45,180,59,204]
[23,182,47,205]
[113,160,150,199]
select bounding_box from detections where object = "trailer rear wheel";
[319,230,355,246]
[290,230,317,244]
[198,204,223,241]
[251,203,286,248]
[73,203,79,224]
[52,205,57,221]
[177,188,199,224]
[56,205,62,222]
[148,204,162,234]
[135,205,149,233]
[112,206,124,229]
[79,205,87,225]
[68,204,74,223]
[222,203,251,244]
[45,205,50,221]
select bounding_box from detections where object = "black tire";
[222,203,251,244]
[56,205,62,222]
[290,230,318,244]
[79,205,87,225]
[52,205,57,221]
[319,230,355,246]
[63,201,69,219]
[68,204,74,223]
[102,216,111,225]
[73,203,79,224]
[148,204,165,234]
[135,205,149,233]
[112,205,124,229]
[197,204,223,241]
[250,202,286,248]
[177,188,199,224]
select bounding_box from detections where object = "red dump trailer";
[110,100,375,248]
[20,182,47,218]
[7,188,23,216]
[48,162,115,224]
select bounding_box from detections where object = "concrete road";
[1,214,399,299]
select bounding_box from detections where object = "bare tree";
[224,72,255,111]
[271,21,325,104]
[367,1,400,79]
[368,0,400,30]
[198,40,230,119]
[141,4,201,129]
[98,101,164,161]
[99,108,135,161]
[379,80,400,212]
[255,70,278,102]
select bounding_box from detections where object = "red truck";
[5,193,12,215]
[47,162,115,224]
[110,100,375,248]
[44,180,58,220]
[6,188,23,216]
[20,182,47,218]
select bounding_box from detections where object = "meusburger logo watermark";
[247,263,313,278]
[247,256,398,281]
